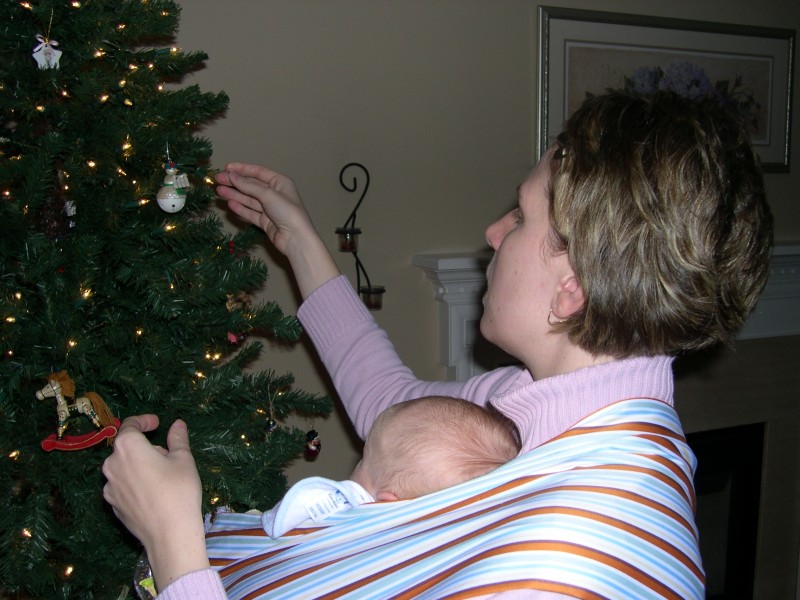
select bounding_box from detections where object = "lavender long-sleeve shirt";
[159,275,677,600]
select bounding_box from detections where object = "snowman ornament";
[156,162,190,213]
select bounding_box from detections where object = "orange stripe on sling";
[207,527,266,539]
[560,420,685,443]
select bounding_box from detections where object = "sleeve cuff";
[157,568,228,600]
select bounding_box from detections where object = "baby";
[263,395,520,536]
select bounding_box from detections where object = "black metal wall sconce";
[335,162,385,310]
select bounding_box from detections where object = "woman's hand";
[215,164,306,256]
[102,416,209,591]
[216,163,340,298]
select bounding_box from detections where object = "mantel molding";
[413,245,800,380]
[739,244,800,339]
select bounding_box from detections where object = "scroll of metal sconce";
[335,162,385,310]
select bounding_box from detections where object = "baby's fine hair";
[372,396,520,500]
[549,91,773,357]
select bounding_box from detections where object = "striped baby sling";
[206,398,705,599]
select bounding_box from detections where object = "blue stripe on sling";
[205,398,705,599]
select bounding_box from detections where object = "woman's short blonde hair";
[549,91,773,357]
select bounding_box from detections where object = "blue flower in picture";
[610,61,761,131]
[627,66,660,95]
[658,62,714,100]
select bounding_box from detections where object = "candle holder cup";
[359,285,386,310]
[336,227,361,253]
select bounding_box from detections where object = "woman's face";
[480,149,574,368]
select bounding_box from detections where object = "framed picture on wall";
[537,7,795,172]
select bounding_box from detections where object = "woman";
[103,91,772,599]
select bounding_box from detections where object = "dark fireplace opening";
[687,422,765,599]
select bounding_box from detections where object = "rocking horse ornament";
[35,371,120,451]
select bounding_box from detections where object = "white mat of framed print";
[538,7,795,172]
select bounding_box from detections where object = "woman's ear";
[553,274,585,318]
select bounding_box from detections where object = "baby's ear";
[375,491,399,502]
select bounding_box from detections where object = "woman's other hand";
[102,416,209,591]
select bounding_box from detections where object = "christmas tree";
[0,1,330,597]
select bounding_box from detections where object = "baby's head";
[351,396,520,501]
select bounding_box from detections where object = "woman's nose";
[485,216,508,250]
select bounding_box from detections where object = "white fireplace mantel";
[413,244,800,381]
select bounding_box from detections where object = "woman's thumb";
[166,419,191,452]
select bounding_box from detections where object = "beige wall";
[174,1,800,491]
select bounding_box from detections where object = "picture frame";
[538,7,795,172]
